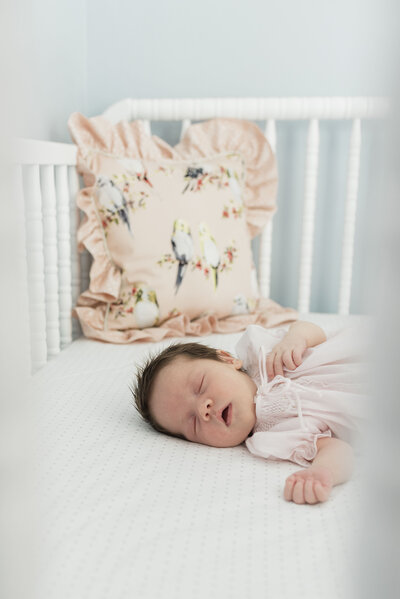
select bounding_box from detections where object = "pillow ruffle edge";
[75,298,297,344]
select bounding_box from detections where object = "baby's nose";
[198,398,213,421]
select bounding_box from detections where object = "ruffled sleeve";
[246,427,332,468]
[174,118,277,238]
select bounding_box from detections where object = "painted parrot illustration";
[182,166,204,193]
[96,176,132,234]
[133,286,159,329]
[198,222,220,290]
[227,168,243,205]
[171,219,194,294]
[231,294,249,315]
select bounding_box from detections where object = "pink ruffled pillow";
[68,114,297,343]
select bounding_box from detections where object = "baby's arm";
[284,437,354,504]
[266,320,326,380]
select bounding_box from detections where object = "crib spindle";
[23,165,48,371]
[258,119,277,298]
[40,165,61,358]
[338,119,362,315]
[68,166,82,339]
[55,165,73,348]
[142,119,151,136]
[298,119,320,313]
[180,119,191,139]
[13,165,33,377]
[265,119,277,153]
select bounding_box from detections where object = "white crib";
[19,97,387,599]
[14,97,387,373]
[13,95,387,378]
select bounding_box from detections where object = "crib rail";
[13,97,388,372]
[102,97,388,122]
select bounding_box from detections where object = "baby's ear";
[216,350,243,370]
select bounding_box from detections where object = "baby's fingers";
[284,476,296,501]
[273,353,284,378]
[266,352,276,381]
[292,347,304,367]
[314,481,331,503]
[282,349,296,371]
[304,478,318,504]
[266,351,284,380]
[292,480,305,504]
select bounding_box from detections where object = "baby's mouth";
[221,403,232,427]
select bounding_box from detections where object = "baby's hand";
[266,334,307,380]
[284,466,333,504]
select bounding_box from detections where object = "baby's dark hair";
[132,342,224,439]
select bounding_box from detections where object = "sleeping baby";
[133,320,368,505]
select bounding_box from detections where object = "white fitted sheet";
[32,313,366,599]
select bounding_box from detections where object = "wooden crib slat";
[142,119,151,136]
[12,165,33,377]
[258,119,277,298]
[258,221,273,298]
[40,165,61,358]
[298,119,320,313]
[338,119,362,315]
[55,165,73,348]
[68,166,82,340]
[265,119,277,153]
[22,165,47,372]
[180,119,191,139]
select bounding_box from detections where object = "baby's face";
[150,352,257,447]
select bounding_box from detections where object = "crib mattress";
[32,313,366,598]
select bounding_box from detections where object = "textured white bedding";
[32,313,367,599]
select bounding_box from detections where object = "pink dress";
[235,324,369,467]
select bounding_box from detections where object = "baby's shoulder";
[240,324,290,345]
[236,325,289,376]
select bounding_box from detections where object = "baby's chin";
[205,428,253,448]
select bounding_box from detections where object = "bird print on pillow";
[171,219,194,294]
[96,176,132,235]
[133,286,159,328]
[198,222,220,290]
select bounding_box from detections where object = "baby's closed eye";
[197,375,205,394]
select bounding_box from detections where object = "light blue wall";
[15,0,87,141]
[86,0,392,114]
[19,0,392,140]
[16,0,393,313]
